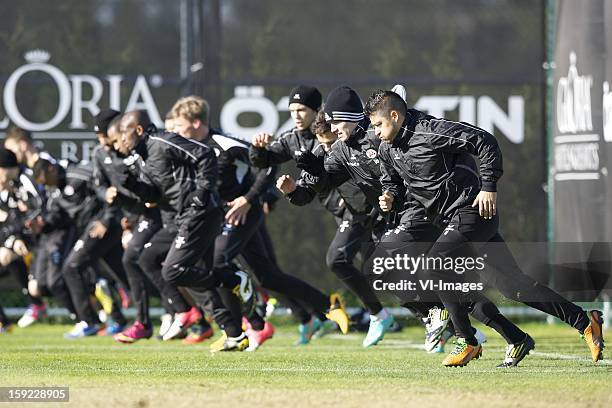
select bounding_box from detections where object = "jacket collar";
[392,111,416,148]
[134,135,149,161]
[294,127,316,140]
[135,124,159,159]
[346,118,371,148]
[56,164,67,191]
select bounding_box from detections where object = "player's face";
[96,132,111,149]
[107,126,122,153]
[120,119,140,154]
[112,137,128,156]
[315,131,337,148]
[330,121,358,142]
[3,139,26,164]
[165,118,175,133]
[35,166,58,187]
[172,116,198,138]
[0,166,19,190]
[289,103,317,131]
[370,111,400,144]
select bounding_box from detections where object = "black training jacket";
[287,142,373,221]
[249,127,317,167]
[0,172,43,248]
[123,126,220,218]
[41,162,102,234]
[205,131,275,204]
[249,126,375,220]
[92,145,132,227]
[309,118,425,224]
[248,127,342,216]
[379,109,502,225]
[92,145,163,227]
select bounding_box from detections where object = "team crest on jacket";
[366,149,377,159]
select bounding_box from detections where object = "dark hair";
[364,89,407,118]
[311,108,331,135]
[136,110,152,129]
[108,115,122,134]
[0,147,18,168]
[4,126,33,144]
[32,158,54,180]
[123,110,152,130]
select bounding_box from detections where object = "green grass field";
[0,322,610,408]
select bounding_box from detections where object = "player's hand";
[472,191,497,219]
[225,196,251,226]
[28,279,41,297]
[121,229,133,249]
[13,239,29,256]
[105,187,118,204]
[25,215,44,234]
[0,247,14,266]
[17,200,29,213]
[89,220,108,239]
[276,175,297,195]
[145,202,157,208]
[379,191,394,212]
[262,201,271,215]
[120,217,132,231]
[252,132,273,148]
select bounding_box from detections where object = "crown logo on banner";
[24,49,51,63]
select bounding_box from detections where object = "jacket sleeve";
[99,201,121,227]
[120,148,164,204]
[92,153,121,227]
[310,147,351,194]
[249,133,294,168]
[378,146,406,211]
[429,120,503,192]
[245,165,277,203]
[260,186,281,212]
[1,213,25,247]
[92,147,111,202]
[41,198,71,232]
[17,174,44,221]
[165,137,218,207]
[229,145,276,203]
[114,190,147,214]
[106,159,150,212]
[286,171,319,206]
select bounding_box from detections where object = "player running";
[115,110,258,351]
[250,85,387,343]
[33,158,129,338]
[275,108,396,347]
[170,95,350,350]
[366,88,605,367]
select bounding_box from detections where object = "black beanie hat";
[323,86,364,122]
[288,85,322,111]
[0,147,19,168]
[94,109,121,134]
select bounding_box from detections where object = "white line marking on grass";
[531,351,612,365]
[39,366,603,375]
[377,340,612,365]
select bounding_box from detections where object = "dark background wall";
[0,0,546,295]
